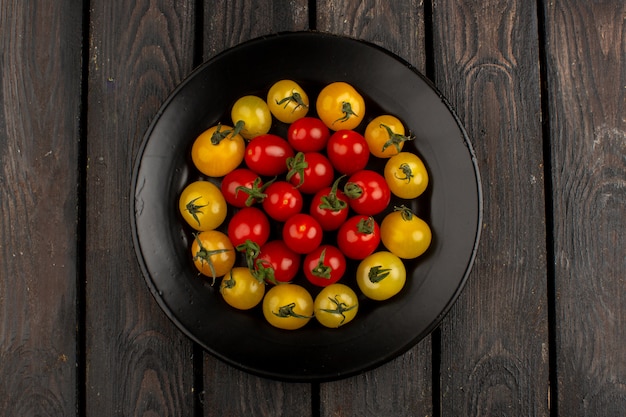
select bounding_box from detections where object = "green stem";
[185,196,208,228]
[368,265,391,283]
[321,296,357,325]
[333,101,359,125]
[286,152,308,187]
[379,123,413,153]
[273,302,313,319]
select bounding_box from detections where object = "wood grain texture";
[543,1,626,415]
[432,1,549,415]
[85,1,197,415]
[200,1,312,416]
[316,2,434,416]
[0,0,81,415]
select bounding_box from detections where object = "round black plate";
[131,31,482,382]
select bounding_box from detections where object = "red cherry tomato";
[244,134,294,176]
[309,177,350,231]
[303,245,347,287]
[282,213,324,254]
[287,117,330,152]
[256,240,301,284]
[344,170,391,216]
[336,215,381,260]
[221,168,264,208]
[227,207,271,248]
[286,152,334,195]
[262,181,303,221]
[326,130,369,175]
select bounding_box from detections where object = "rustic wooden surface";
[1,0,624,416]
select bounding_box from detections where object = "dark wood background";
[1,0,624,416]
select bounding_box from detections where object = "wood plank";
[0,0,81,414]
[200,2,313,416]
[85,1,198,414]
[316,1,434,416]
[432,1,550,415]
[543,1,626,415]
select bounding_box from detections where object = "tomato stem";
[273,303,313,319]
[356,217,376,234]
[222,270,236,289]
[185,196,207,228]
[321,296,357,325]
[231,119,246,138]
[343,182,363,199]
[333,101,359,125]
[275,91,308,112]
[318,175,347,211]
[235,177,272,206]
[192,234,232,285]
[368,265,391,283]
[393,163,414,183]
[210,123,233,145]
[286,152,308,187]
[311,248,331,279]
[394,205,414,221]
[379,123,413,153]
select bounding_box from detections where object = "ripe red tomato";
[227,207,271,248]
[336,215,381,260]
[244,134,294,176]
[221,168,264,208]
[309,177,350,231]
[282,213,324,254]
[326,130,369,175]
[256,240,301,284]
[286,152,334,194]
[344,170,391,216]
[287,117,330,152]
[262,181,303,221]
[303,245,347,287]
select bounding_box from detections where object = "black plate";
[131,31,482,382]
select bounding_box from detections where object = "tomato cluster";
[178,79,432,330]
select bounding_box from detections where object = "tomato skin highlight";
[326,130,370,175]
[287,117,330,152]
[244,134,294,176]
[282,213,323,255]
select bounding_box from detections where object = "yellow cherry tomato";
[316,82,365,131]
[191,124,245,177]
[314,283,359,328]
[220,267,265,310]
[178,180,227,231]
[231,95,272,140]
[262,284,314,330]
[384,152,429,199]
[356,251,406,301]
[191,230,236,283]
[364,115,413,158]
[380,206,431,259]
[267,79,309,123]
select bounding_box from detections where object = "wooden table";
[2,1,624,415]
